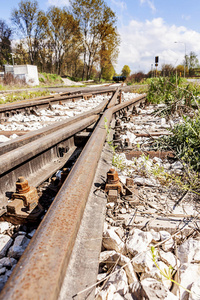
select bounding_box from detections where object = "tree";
[70,0,119,80]
[0,20,12,65]
[161,64,174,77]
[45,6,80,75]
[176,65,187,77]
[98,5,120,81]
[121,65,131,77]
[11,0,47,65]
[184,51,199,76]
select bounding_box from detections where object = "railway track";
[0,85,198,299]
[0,87,146,299]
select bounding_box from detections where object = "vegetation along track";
[0,87,146,299]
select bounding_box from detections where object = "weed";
[0,90,53,104]
[151,246,192,295]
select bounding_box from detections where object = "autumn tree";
[98,5,119,81]
[184,51,200,76]
[70,0,119,80]
[121,65,131,77]
[0,20,12,65]
[161,64,175,77]
[11,0,47,65]
[42,7,80,75]
[176,65,187,77]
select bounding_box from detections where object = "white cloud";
[116,18,200,73]
[47,0,70,7]
[111,0,127,10]
[140,0,156,13]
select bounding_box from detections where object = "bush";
[2,73,26,86]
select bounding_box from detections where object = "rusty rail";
[0,93,113,155]
[0,87,116,117]
[0,93,146,300]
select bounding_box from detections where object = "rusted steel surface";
[0,118,99,216]
[0,93,146,300]
[0,95,111,155]
[107,87,120,108]
[0,87,116,117]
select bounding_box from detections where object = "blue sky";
[1,0,200,73]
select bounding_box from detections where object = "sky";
[1,0,200,74]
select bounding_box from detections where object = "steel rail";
[0,93,146,300]
[0,87,116,117]
[0,91,114,155]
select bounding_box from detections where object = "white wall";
[13,65,39,86]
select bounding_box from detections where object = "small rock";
[140,278,178,299]
[0,267,6,275]
[0,222,10,234]
[5,270,12,277]
[159,250,179,269]
[153,157,162,164]
[97,273,107,282]
[150,229,160,243]
[132,251,154,273]
[115,227,124,240]
[17,231,27,236]
[96,284,116,300]
[103,227,126,255]
[0,235,13,258]
[133,177,158,187]
[0,257,17,268]
[126,229,152,256]
[124,293,135,300]
[189,281,200,300]
[178,238,200,264]
[140,261,172,289]
[179,263,200,300]
[0,274,8,292]
[171,161,183,170]
[163,163,171,170]
[106,202,115,210]
[105,266,128,296]
[160,231,174,251]
[161,118,166,126]
[99,250,138,284]
[27,229,36,239]
[173,169,183,175]
[120,207,127,214]
[8,235,30,259]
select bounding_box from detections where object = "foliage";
[0,19,12,65]
[0,89,53,104]
[39,72,63,84]
[159,114,200,171]
[160,64,175,77]
[126,72,147,84]
[11,0,47,65]
[151,246,192,294]
[147,76,200,113]
[121,65,131,77]
[2,72,26,86]
[45,6,80,75]
[70,0,120,80]
[184,51,200,76]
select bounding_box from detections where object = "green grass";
[0,90,54,104]
[39,72,63,85]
